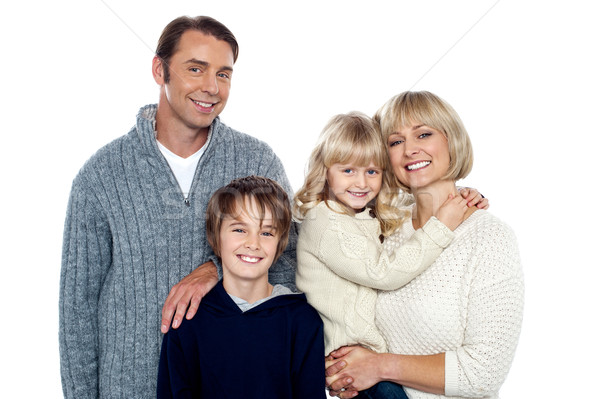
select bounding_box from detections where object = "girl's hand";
[436,194,469,231]
[459,187,489,209]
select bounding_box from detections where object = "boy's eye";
[261,231,274,237]
[232,228,244,233]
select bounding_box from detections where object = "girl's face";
[326,161,383,212]
[387,123,450,191]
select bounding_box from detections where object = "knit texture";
[377,209,524,399]
[296,201,455,355]
[59,104,297,399]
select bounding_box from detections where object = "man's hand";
[160,261,218,333]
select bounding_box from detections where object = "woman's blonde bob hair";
[294,111,406,236]
[374,91,474,192]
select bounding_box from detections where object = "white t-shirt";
[156,138,209,198]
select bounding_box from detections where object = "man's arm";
[160,261,218,333]
[59,182,111,399]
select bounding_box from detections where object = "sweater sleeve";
[319,211,454,290]
[59,179,112,399]
[444,221,524,397]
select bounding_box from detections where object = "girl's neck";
[411,180,458,230]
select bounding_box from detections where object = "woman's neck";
[411,180,459,230]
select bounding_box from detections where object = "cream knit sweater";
[296,201,454,355]
[377,208,524,399]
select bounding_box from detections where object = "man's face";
[153,30,234,133]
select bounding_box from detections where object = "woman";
[325,91,524,399]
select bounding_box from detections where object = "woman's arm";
[325,346,445,398]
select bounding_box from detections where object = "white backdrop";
[1,0,598,397]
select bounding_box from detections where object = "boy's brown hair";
[206,176,292,261]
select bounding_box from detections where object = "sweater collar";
[135,104,223,158]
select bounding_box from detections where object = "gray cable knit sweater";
[59,104,297,399]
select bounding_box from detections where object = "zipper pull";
[184,198,190,207]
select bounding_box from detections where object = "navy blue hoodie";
[157,281,326,398]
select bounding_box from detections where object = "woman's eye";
[419,132,432,139]
[389,140,403,147]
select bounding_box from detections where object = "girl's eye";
[367,170,379,175]
[233,228,244,233]
[343,169,353,174]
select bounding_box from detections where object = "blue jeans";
[355,382,409,399]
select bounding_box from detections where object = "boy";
[157,176,326,399]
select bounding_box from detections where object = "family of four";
[59,15,523,399]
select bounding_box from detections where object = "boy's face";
[219,199,279,286]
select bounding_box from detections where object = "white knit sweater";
[377,208,524,399]
[296,201,455,355]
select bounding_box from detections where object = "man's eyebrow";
[184,58,233,72]
[184,58,209,67]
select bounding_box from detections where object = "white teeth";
[349,191,368,197]
[239,255,260,263]
[407,161,431,171]
[193,100,213,108]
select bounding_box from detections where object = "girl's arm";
[320,213,454,290]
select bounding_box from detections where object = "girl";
[294,111,484,399]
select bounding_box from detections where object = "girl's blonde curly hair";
[294,111,408,237]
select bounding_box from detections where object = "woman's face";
[387,123,450,190]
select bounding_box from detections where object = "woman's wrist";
[378,352,401,383]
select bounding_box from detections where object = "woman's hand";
[325,346,383,398]
[459,187,489,209]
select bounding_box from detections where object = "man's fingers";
[185,294,203,320]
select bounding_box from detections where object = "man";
[59,16,296,399]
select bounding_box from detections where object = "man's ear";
[152,56,166,85]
